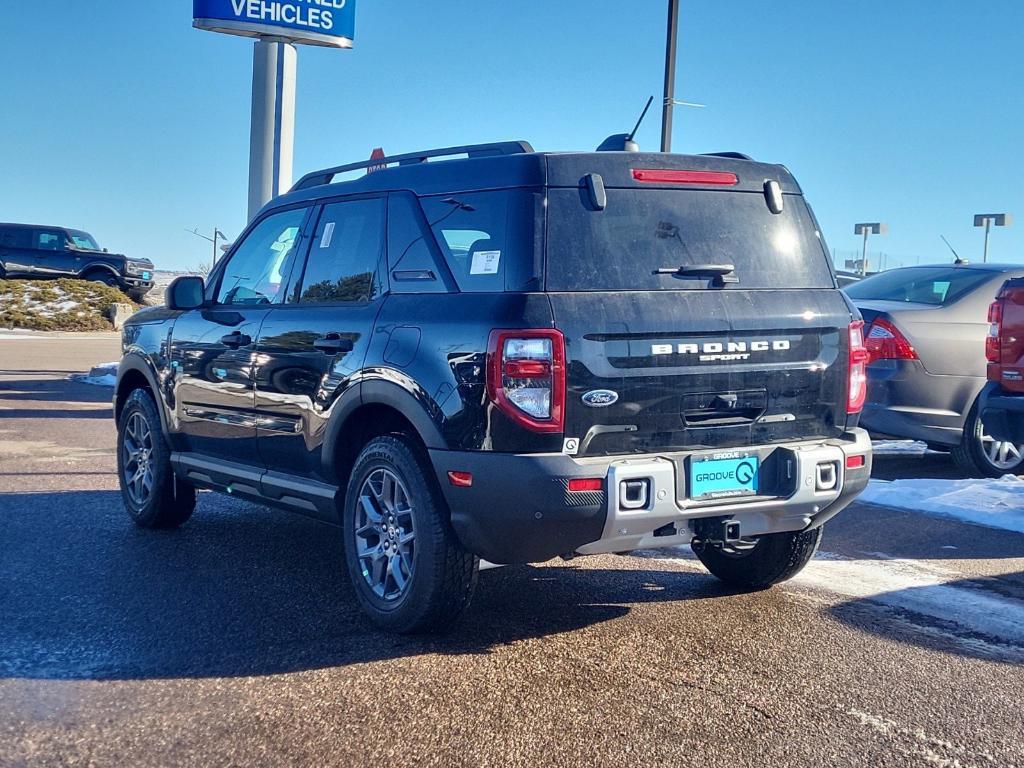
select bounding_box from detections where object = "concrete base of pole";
[248,39,297,222]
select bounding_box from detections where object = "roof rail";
[291,141,535,192]
[702,151,754,161]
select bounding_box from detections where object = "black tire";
[952,402,1024,478]
[693,527,823,590]
[85,271,120,288]
[341,435,478,633]
[117,388,196,529]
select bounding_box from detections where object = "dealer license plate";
[689,453,760,500]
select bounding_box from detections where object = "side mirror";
[166,276,205,311]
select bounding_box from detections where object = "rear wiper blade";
[654,263,739,285]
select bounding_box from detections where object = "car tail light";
[632,169,738,186]
[847,320,870,414]
[864,316,917,364]
[486,329,566,433]
[986,300,1002,364]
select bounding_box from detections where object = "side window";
[35,230,67,251]
[298,198,385,303]
[387,193,449,293]
[216,208,308,305]
[420,190,536,292]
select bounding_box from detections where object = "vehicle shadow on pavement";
[827,571,1024,667]
[827,503,1024,560]
[0,490,733,681]
[0,377,114,406]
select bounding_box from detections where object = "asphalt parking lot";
[1,334,1023,767]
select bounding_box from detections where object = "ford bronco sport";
[0,223,154,301]
[114,141,872,632]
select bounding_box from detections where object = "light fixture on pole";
[853,222,887,276]
[973,213,1012,263]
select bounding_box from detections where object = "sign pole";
[248,38,297,221]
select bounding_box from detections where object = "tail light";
[864,316,917,364]
[486,329,565,433]
[986,300,1002,364]
[847,320,870,414]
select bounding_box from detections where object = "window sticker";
[470,250,501,275]
[320,222,336,249]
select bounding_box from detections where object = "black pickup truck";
[113,141,871,632]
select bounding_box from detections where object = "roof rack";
[702,151,754,161]
[291,141,535,192]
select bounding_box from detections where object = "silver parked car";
[846,262,1024,477]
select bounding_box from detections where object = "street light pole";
[661,0,680,153]
[854,222,887,276]
[974,213,1013,263]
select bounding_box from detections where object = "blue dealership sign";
[194,0,355,48]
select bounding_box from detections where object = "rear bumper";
[860,360,979,446]
[430,428,872,564]
[979,381,1024,443]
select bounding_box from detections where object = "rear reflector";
[567,478,603,492]
[447,471,473,488]
[846,454,866,470]
[632,169,738,186]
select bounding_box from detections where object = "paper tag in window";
[470,250,501,275]
[320,222,336,249]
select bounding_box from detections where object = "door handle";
[313,334,354,355]
[220,332,251,349]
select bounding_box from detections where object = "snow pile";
[871,440,932,455]
[72,362,119,388]
[862,476,1024,534]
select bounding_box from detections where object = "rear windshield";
[845,266,993,306]
[545,188,833,291]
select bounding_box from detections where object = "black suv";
[114,142,872,632]
[0,223,154,301]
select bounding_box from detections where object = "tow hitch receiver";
[692,517,741,546]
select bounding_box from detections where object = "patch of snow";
[871,440,932,455]
[72,373,117,387]
[861,476,1024,534]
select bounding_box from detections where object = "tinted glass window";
[298,198,384,303]
[217,208,307,305]
[546,189,833,291]
[35,231,66,251]
[845,266,993,306]
[69,230,100,250]
[0,228,31,249]
[421,190,536,292]
[387,193,447,293]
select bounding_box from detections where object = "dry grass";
[0,278,139,331]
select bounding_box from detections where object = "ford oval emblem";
[582,389,619,408]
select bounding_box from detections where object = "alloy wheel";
[354,468,416,601]
[122,411,155,506]
[979,431,1024,472]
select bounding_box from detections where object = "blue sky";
[1,1,1021,271]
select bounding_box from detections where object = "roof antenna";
[941,235,968,264]
[597,96,654,153]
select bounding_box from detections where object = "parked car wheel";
[85,271,120,288]
[342,435,478,633]
[117,388,197,528]
[693,527,822,590]
[952,402,1024,477]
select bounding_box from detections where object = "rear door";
[28,228,74,276]
[544,180,853,456]
[254,196,387,483]
[0,227,35,276]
